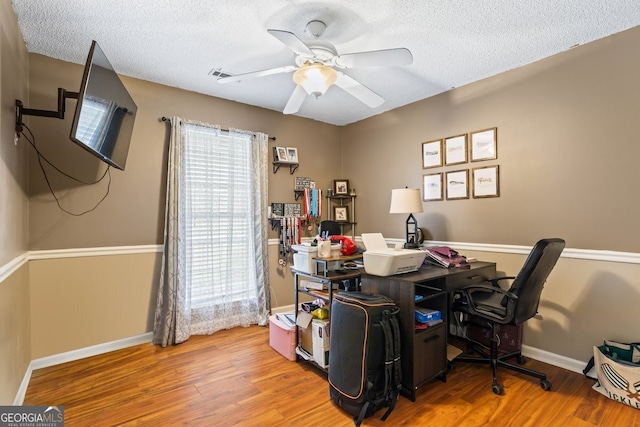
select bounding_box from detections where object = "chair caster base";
[541,379,552,391]
[492,382,504,395]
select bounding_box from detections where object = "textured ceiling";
[11,0,640,126]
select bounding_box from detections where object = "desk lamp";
[389,188,424,249]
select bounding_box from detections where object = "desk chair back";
[319,220,341,237]
[508,238,565,325]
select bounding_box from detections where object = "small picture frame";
[423,173,443,201]
[334,179,349,195]
[473,165,500,198]
[286,147,298,163]
[445,169,469,200]
[444,134,468,165]
[422,139,443,169]
[333,206,349,222]
[470,127,497,161]
[275,146,289,162]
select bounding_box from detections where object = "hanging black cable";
[20,123,111,216]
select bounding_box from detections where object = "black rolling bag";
[329,292,402,426]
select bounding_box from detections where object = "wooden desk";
[361,261,496,401]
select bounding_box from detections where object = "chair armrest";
[487,276,516,288]
[453,284,519,322]
[457,283,518,302]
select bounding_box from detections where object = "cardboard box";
[269,315,296,361]
[296,311,314,354]
[297,312,331,366]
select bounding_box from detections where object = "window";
[182,124,258,309]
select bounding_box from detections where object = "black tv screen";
[69,40,137,170]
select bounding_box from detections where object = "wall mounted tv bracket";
[15,88,78,133]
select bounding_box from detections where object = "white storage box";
[313,343,330,368]
[292,244,341,273]
[312,319,330,349]
[312,319,330,368]
[361,233,427,276]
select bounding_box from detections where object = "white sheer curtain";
[153,117,270,346]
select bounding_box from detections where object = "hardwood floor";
[24,325,639,426]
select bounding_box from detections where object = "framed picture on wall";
[422,139,443,169]
[286,147,298,163]
[470,127,497,161]
[444,134,468,165]
[445,169,469,200]
[275,146,289,162]
[334,206,349,222]
[334,179,349,195]
[423,173,443,201]
[472,165,500,198]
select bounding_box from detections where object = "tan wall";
[338,26,640,362]
[0,1,30,264]
[26,54,342,250]
[28,253,161,359]
[0,263,30,405]
[0,2,31,405]
[342,26,640,253]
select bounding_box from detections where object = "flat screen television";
[69,40,137,171]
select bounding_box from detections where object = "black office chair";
[319,220,341,237]
[451,238,565,395]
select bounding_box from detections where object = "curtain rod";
[160,116,276,141]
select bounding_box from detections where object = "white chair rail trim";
[2,241,639,285]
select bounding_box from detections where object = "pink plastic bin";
[269,315,296,361]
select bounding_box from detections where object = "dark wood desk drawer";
[445,265,495,291]
[413,326,447,386]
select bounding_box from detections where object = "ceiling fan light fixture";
[293,63,338,98]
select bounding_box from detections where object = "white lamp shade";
[389,188,424,214]
[293,63,338,98]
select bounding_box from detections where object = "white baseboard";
[14,333,152,405]
[522,344,587,375]
[271,304,296,314]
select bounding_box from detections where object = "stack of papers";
[275,313,296,328]
[423,246,467,268]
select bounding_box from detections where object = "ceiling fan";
[216,20,413,114]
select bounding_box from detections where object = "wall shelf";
[273,161,299,174]
[326,194,357,239]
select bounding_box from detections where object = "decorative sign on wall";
[294,177,315,190]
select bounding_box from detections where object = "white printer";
[361,233,427,276]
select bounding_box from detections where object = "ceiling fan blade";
[334,73,384,108]
[336,48,413,68]
[267,29,314,57]
[217,65,296,84]
[283,85,307,115]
